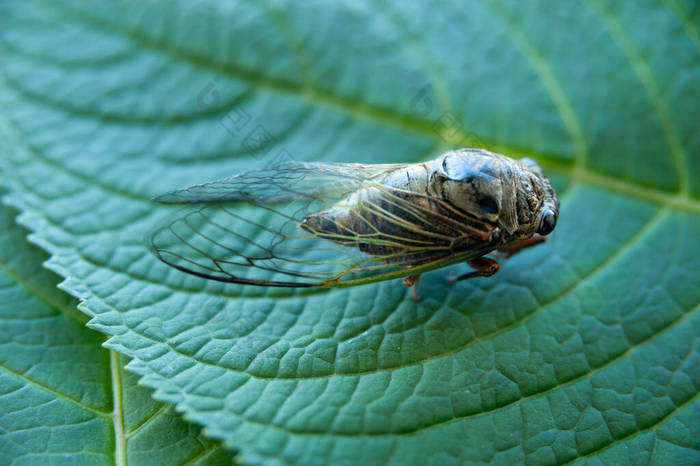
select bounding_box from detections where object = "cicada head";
[512,157,559,240]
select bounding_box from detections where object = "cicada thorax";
[300,159,499,266]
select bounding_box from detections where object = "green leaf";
[1,0,699,464]
[0,204,235,464]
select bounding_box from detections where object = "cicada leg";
[449,257,500,282]
[495,235,547,258]
[402,274,421,301]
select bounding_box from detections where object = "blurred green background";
[1,1,698,464]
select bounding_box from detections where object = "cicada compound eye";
[538,210,557,236]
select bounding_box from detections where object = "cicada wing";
[152,161,410,205]
[148,198,351,287]
[149,162,411,287]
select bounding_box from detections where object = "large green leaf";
[1,0,699,464]
[0,204,235,464]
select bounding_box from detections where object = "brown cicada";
[148,148,559,298]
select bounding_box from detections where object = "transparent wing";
[148,162,496,288]
[152,161,409,204]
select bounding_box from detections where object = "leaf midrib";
[110,351,127,466]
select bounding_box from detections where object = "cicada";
[148,148,558,298]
